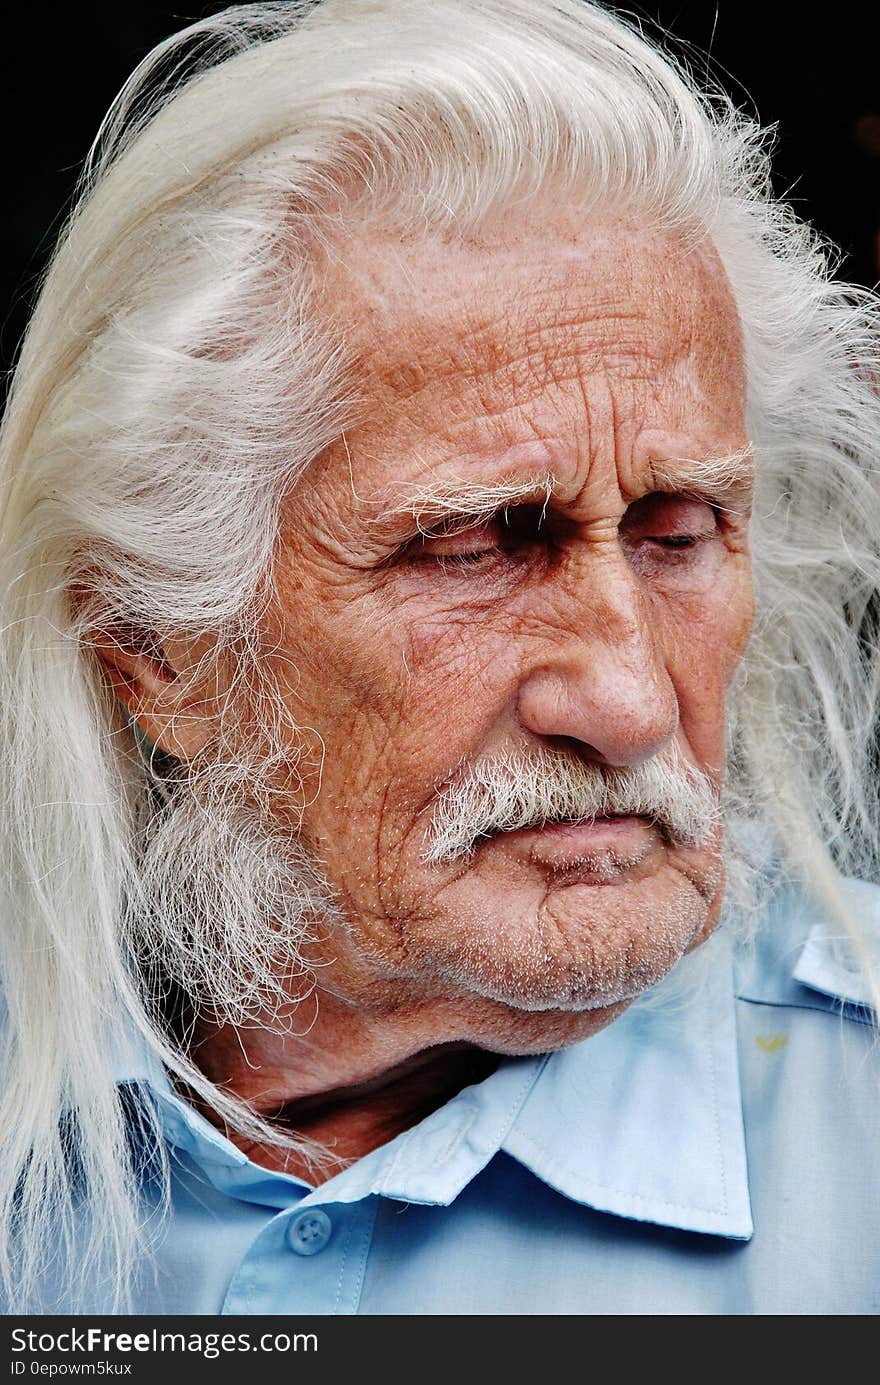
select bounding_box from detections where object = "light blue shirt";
[48,877,880,1314]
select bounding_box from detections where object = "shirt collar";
[733,872,880,1017]
[117,884,876,1243]
[114,930,752,1237]
[503,930,754,1240]
[790,876,880,1012]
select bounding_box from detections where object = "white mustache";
[424,744,720,864]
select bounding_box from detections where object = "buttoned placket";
[214,1058,546,1314]
[220,1196,379,1315]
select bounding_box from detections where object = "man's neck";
[184,959,618,1183]
[185,982,506,1182]
[233,1045,500,1180]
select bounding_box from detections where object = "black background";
[2,1,879,382]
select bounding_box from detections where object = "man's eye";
[418,518,502,559]
[621,495,719,548]
[405,514,520,569]
[650,532,712,550]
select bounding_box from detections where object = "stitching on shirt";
[375,1124,419,1193]
[488,1056,552,1152]
[505,1127,730,1218]
[332,1207,356,1314]
[734,991,875,1025]
[705,1001,729,1215]
[221,1215,279,1315]
[341,1199,377,1316]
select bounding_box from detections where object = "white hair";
[2,0,879,1310]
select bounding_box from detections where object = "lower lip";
[498,815,657,865]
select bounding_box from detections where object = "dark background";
[2,1,879,382]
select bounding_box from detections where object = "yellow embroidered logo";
[755,1034,788,1053]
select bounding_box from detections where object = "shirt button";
[286,1209,333,1256]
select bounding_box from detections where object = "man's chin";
[404,864,720,1015]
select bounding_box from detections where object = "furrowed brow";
[363,447,753,540]
[371,471,558,536]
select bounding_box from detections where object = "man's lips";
[481,814,660,868]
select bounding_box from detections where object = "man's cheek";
[659,633,730,772]
[663,575,752,668]
[304,709,403,858]
[728,572,755,671]
[703,557,754,669]
[408,598,535,678]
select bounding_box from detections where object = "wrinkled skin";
[108,211,755,1172]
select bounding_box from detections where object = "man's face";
[264,213,754,1046]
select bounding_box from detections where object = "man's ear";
[90,626,220,760]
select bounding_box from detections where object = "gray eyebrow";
[650,446,755,510]
[370,471,558,534]
[367,446,755,533]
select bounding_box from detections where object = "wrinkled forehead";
[307,212,749,506]
[315,212,746,417]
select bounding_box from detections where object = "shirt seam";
[340,1200,376,1317]
[734,992,875,1026]
[332,1206,357,1314]
[705,997,729,1216]
[505,1127,732,1218]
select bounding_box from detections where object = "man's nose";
[515,561,679,767]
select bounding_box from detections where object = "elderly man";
[1,0,879,1317]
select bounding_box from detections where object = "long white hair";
[2,0,879,1310]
